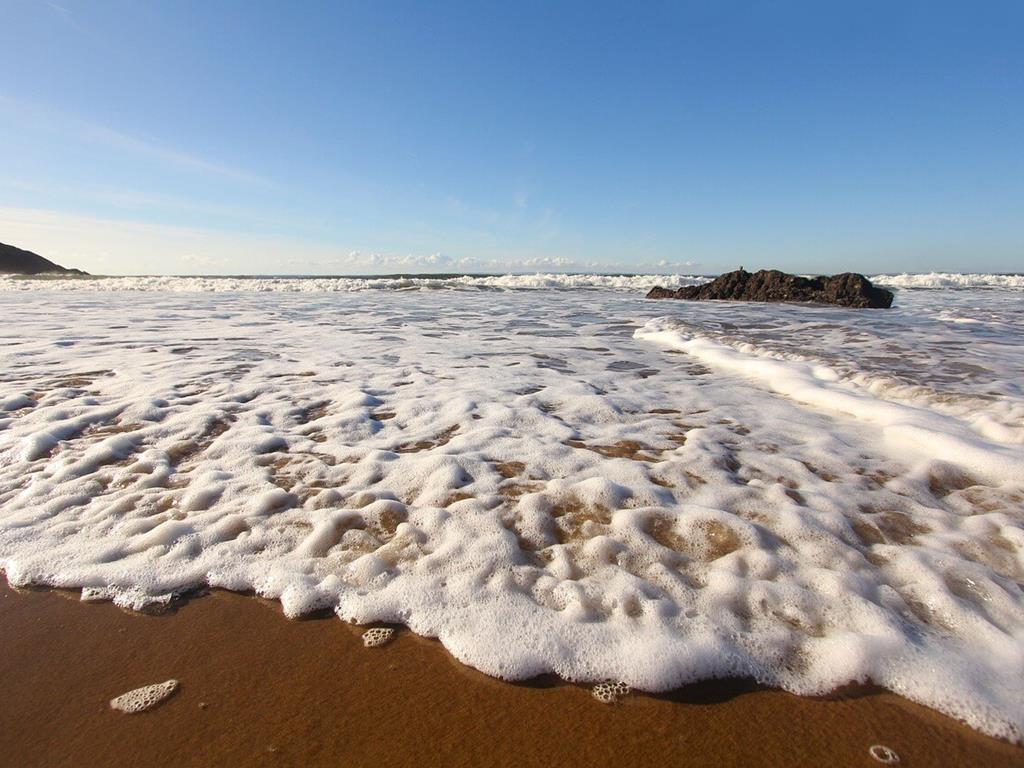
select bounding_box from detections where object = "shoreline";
[1,580,1019,768]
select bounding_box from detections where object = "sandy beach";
[1,580,1020,768]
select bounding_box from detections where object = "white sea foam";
[4,270,1020,293]
[362,627,395,648]
[871,272,1024,290]
[635,320,1024,477]
[1,285,1022,741]
[0,273,708,293]
[109,680,179,713]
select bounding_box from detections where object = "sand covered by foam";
[1,286,1022,740]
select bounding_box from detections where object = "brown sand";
[0,580,1019,768]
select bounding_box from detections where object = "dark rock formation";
[647,269,893,308]
[0,241,88,275]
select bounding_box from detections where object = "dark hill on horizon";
[0,241,88,275]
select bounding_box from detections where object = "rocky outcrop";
[647,269,893,308]
[0,241,88,275]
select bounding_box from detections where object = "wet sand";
[0,580,1019,768]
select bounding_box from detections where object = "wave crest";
[0,273,709,293]
[872,273,1024,290]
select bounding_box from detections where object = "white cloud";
[656,258,700,269]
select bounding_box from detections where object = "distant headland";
[0,241,88,275]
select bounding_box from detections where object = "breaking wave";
[0,273,709,293]
[871,273,1024,290]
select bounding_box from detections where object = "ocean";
[1,272,1022,740]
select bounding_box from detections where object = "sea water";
[0,273,1021,740]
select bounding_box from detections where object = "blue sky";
[1,1,1021,275]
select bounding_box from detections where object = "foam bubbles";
[872,272,1024,290]
[868,745,900,764]
[0,273,709,294]
[592,681,631,703]
[110,680,179,713]
[634,320,1024,482]
[363,627,395,647]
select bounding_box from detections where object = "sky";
[1,1,1022,276]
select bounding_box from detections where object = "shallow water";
[1,277,1022,740]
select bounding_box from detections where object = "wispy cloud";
[0,94,274,187]
[43,1,81,30]
[79,121,272,187]
[0,178,259,219]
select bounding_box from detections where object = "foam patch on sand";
[363,627,395,647]
[592,681,631,703]
[110,680,179,713]
[1,286,1022,741]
